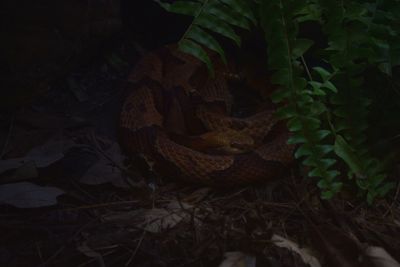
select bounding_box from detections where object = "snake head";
[200,129,255,154]
[228,132,255,154]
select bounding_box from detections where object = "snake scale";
[119,45,294,186]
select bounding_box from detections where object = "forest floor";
[1,33,400,267]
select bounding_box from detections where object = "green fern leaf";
[179,40,213,74]
[206,2,251,30]
[186,26,227,64]
[155,0,201,16]
[217,0,256,24]
[195,14,241,46]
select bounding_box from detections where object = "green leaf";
[271,69,291,88]
[186,26,227,64]
[218,0,256,24]
[295,144,312,158]
[316,158,337,169]
[155,0,201,16]
[315,144,334,155]
[331,182,343,192]
[179,40,213,74]
[334,135,364,177]
[206,2,250,30]
[195,14,241,46]
[287,116,302,131]
[302,117,320,130]
[302,155,319,167]
[287,133,307,144]
[377,182,395,197]
[293,77,308,91]
[275,104,296,119]
[271,87,291,103]
[292,38,314,58]
[317,179,330,189]
[313,67,331,82]
[367,191,376,205]
[321,190,335,199]
[294,3,321,22]
[316,130,331,141]
[326,170,341,180]
[309,81,322,91]
[369,174,385,188]
[321,81,338,93]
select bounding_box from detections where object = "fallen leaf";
[143,201,193,233]
[218,252,256,267]
[77,243,105,267]
[1,161,39,183]
[24,138,68,167]
[0,138,72,174]
[80,143,130,188]
[364,246,400,267]
[0,158,25,174]
[271,234,321,267]
[0,182,64,208]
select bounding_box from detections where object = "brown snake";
[119,45,294,186]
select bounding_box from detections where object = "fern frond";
[157,0,400,203]
[155,0,256,72]
[260,0,342,199]
[319,0,396,203]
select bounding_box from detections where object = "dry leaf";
[143,201,193,233]
[1,161,39,183]
[0,138,72,174]
[365,246,400,267]
[271,234,321,267]
[0,182,64,208]
[218,252,256,267]
[77,243,105,267]
[80,143,129,188]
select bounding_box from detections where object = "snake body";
[119,45,294,186]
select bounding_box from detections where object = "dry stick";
[125,229,146,266]
[383,181,400,217]
[61,200,140,212]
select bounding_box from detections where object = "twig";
[301,56,313,81]
[125,229,146,266]
[383,181,400,217]
[61,200,140,212]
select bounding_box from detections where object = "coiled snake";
[119,45,294,186]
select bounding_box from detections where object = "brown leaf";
[0,182,64,208]
[142,201,194,233]
[271,234,321,267]
[218,252,256,267]
[0,138,72,174]
[364,246,400,267]
[80,143,130,188]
